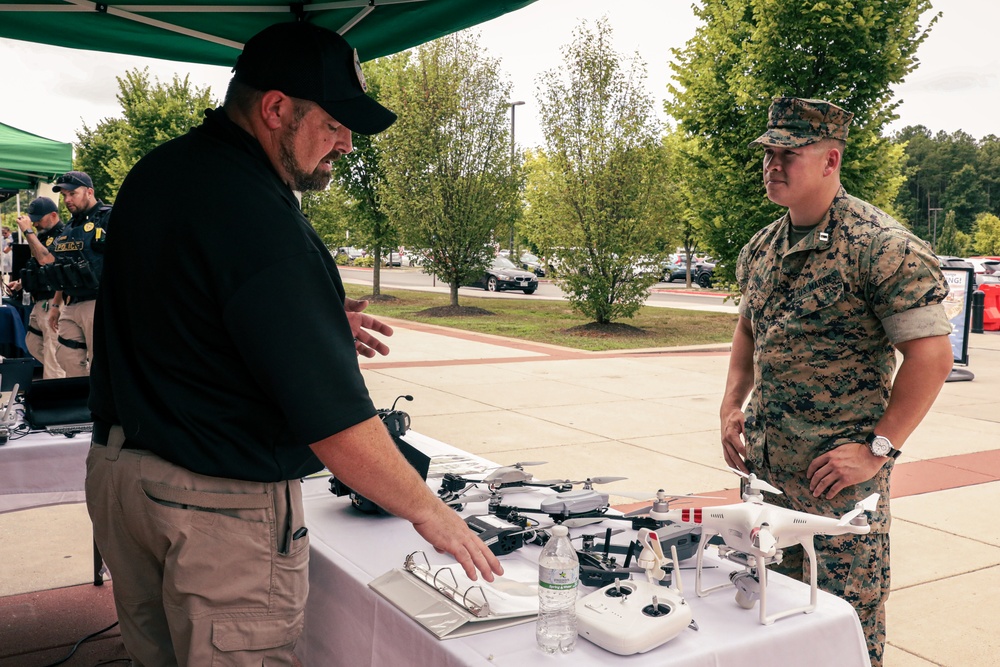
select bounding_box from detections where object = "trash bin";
[979,283,1000,331]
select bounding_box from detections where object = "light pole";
[508,100,525,257]
[929,207,943,249]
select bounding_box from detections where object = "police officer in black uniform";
[15,197,67,378]
[45,171,111,376]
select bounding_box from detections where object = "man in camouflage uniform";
[719,97,954,667]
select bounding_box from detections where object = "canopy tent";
[0,0,538,66]
[0,121,73,190]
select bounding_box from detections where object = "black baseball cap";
[233,22,396,136]
[52,171,94,192]
[26,197,59,222]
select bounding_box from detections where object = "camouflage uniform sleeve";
[735,244,752,318]
[863,229,951,343]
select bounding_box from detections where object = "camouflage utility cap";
[750,97,854,148]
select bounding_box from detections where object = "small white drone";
[646,469,879,624]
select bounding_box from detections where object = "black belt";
[65,295,96,305]
[26,325,43,337]
[57,336,87,350]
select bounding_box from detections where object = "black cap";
[26,197,59,222]
[52,171,94,192]
[233,22,396,136]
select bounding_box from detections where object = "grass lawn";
[344,283,738,352]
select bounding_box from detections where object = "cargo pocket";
[211,614,303,666]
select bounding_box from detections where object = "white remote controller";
[576,528,693,655]
[576,578,692,655]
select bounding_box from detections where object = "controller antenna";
[391,394,414,411]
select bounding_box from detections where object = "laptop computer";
[24,377,92,431]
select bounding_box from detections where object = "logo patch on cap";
[353,48,368,93]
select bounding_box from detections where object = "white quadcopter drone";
[645,468,879,625]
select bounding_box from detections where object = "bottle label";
[539,565,578,591]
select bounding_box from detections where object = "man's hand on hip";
[807,443,885,499]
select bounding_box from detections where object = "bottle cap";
[550,525,568,538]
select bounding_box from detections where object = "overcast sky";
[1,0,997,152]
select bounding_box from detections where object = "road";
[340,266,738,314]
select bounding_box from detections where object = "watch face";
[871,436,892,457]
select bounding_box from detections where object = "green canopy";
[0,0,538,66]
[0,121,73,190]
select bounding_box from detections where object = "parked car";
[519,252,547,277]
[404,249,429,267]
[665,258,715,285]
[383,251,402,267]
[337,246,365,261]
[465,256,539,294]
[693,261,716,288]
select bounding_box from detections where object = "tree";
[667,0,938,282]
[936,210,969,257]
[893,127,983,240]
[377,34,520,307]
[973,212,1000,255]
[75,68,215,200]
[942,164,987,233]
[662,127,708,287]
[528,18,666,324]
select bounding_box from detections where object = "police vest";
[43,203,111,300]
[19,221,65,301]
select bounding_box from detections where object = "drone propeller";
[442,490,494,506]
[837,493,880,526]
[728,468,783,495]
[561,517,608,528]
[569,527,626,541]
[559,476,629,489]
[486,461,547,470]
[612,489,726,501]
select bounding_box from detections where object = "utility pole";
[929,207,943,249]
[508,100,525,257]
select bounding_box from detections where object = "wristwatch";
[866,433,901,459]
[23,228,35,235]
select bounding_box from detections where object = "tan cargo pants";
[86,426,309,666]
[55,298,95,377]
[25,300,65,379]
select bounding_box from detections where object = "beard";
[278,105,336,192]
[278,135,333,192]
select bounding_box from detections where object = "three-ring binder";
[369,550,539,639]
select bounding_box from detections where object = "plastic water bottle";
[536,524,579,653]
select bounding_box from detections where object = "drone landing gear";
[695,532,820,625]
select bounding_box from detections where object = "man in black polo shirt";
[15,197,66,378]
[87,22,503,665]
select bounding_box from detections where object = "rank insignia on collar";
[84,222,95,233]
[819,232,829,242]
[353,48,368,93]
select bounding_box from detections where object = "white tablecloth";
[298,431,871,667]
[0,428,90,513]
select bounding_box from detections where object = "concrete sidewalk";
[2,320,999,666]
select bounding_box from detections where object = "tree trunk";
[449,282,459,307]
[372,248,382,296]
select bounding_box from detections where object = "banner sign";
[941,266,975,365]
